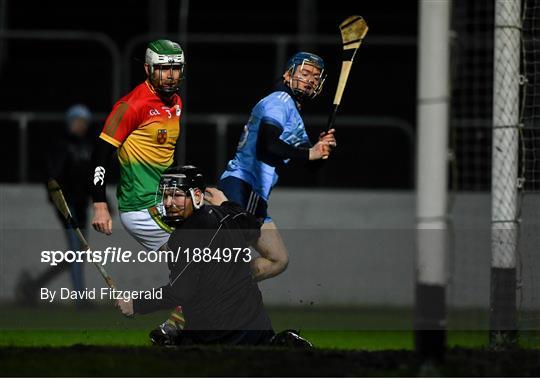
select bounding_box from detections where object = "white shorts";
[120,208,172,251]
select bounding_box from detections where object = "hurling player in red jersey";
[89,40,187,333]
[90,40,184,251]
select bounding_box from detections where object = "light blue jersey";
[220,90,310,201]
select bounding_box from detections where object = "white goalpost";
[489,0,521,346]
[415,0,451,358]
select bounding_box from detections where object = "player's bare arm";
[205,186,287,281]
[250,222,289,282]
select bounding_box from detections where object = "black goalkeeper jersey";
[133,201,273,342]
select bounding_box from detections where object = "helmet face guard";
[156,166,205,225]
[145,40,185,98]
[285,52,327,100]
[150,63,184,98]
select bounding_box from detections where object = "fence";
[0,111,414,184]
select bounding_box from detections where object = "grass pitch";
[1,304,539,376]
[0,304,493,349]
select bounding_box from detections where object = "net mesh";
[518,0,540,341]
[448,0,540,344]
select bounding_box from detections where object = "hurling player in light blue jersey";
[219,52,337,281]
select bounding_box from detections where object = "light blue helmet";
[284,52,327,99]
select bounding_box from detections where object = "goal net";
[519,0,540,344]
[448,0,540,346]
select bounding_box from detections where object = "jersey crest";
[157,129,168,144]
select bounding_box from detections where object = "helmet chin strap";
[189,188,204,209]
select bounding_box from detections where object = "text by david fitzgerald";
[40,288,162,302]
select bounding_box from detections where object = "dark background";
[0,0,418,187]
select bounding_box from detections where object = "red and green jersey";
[100,81,182,212]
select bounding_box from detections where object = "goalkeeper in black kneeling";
[115,165,310,347]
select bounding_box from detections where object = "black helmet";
[160,165,206,193]
[158,165,206,225]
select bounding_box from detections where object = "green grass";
[0,304,536,349]
[0,330,144,347]
[0,330,494,350]
[1,305,539,376]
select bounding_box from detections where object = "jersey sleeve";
[99,101,140,147]
[260,100,288,130]
[299,127,311,147]
[219,201,262,243]
[256,123,310,164]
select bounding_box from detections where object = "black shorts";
[218,176,271,223]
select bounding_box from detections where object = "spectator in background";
[16,104,94,308]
